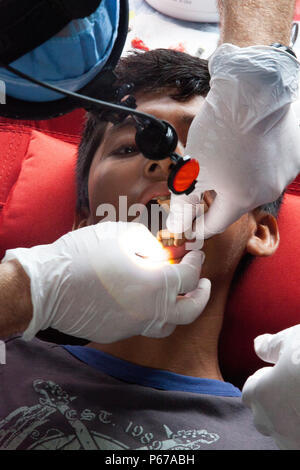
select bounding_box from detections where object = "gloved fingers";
[166,190,205,235]
[251,405,273,437]
[172,251,206,294]
[254,325,300,364]
[156,323,176,338]
[242,366,272,407]
[196,193,244,239]
[168,278,211,325]
[143,323,176,339]
[242,366,274,436]
[93,220,153,242]
[253,333,282,364]
[122,223,164,260]
[95,221,164,261]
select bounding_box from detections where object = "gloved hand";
[3,222,210,343]
[167,44,300,239]
[242,325,300,450]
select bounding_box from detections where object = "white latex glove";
[242,325,300,450]
[167,44,300,239]
[3,222,211,343]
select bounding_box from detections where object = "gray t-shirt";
[0,336,278,450]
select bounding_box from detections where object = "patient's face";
[81,91,272,285]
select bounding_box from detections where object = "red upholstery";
[0,110,299,387]
[220,184,300,387]
[0,110,85,258]
[0,109,85,144]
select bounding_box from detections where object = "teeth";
[157,229,186,247]
[157,198,170,213]
[152,195,170,201]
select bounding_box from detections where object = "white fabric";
[242,325,300,450]
[167,44,300,238]
[3,222,210,343]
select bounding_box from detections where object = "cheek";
[201,216,251,282]
[88,158,143,223]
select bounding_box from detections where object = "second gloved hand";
[3,222,211,343]
[242,325,300,450]
[167,44,300,239]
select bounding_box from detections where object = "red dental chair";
[0,111,299,388]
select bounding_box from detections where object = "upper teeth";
[154,195,170,201]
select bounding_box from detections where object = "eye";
[111,144,139,157]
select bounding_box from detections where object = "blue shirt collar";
[64,345,241,398]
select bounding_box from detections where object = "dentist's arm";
[0,260,33,338]
[219,0,294,46]
[167,0,300,238]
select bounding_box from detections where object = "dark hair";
[76,48,284,220]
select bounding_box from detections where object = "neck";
[87,280,230,381]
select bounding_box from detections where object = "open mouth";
[134,189,213,263]
[141,194,190,262]
[144,191,212,262]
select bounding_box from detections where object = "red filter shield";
[169,158,200,194]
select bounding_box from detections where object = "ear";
[246,211,280,257]
[72,207,91,230]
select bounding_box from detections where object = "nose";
[143,156,175,181]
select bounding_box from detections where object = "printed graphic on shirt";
[0,380,220,450]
